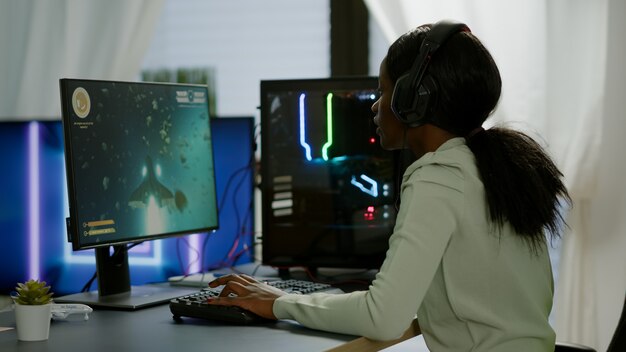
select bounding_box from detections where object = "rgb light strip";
[28,122,41,279]
[350,174,379,197]
[298,93,313,161]
[298,92,334,161]
[321,93,334,161]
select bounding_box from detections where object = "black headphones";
[391,20,470,127]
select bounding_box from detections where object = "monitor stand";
[54,284,198,310]
[55,245,197,310]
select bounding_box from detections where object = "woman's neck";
[406,124,458,158]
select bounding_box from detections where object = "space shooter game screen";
[61,80,218,249]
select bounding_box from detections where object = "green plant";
[13,279,53,305]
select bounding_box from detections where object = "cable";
[200,126,258,272]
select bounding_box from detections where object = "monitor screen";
[260,77,400,273]
[59,79,219,308]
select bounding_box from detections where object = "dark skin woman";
[208,21,570,351]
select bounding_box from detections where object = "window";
[142,0,330,117]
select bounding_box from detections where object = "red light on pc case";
[364,206,375,221]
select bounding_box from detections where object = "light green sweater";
[273,138,556,351]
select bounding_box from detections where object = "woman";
[208,21,570,351]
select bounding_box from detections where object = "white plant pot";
[14,303,52,341]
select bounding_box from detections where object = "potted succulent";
[12,279,54,341]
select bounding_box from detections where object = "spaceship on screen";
[128,155,174,209]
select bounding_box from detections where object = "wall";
[142,0,330,117]
[592,0,626,348]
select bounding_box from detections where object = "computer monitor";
[260,77,401,275]
[58,79,219,308]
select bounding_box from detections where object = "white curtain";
[364,0,626,350]
[0,0,165,120]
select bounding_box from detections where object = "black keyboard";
[169,279,342,324]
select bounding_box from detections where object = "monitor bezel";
[60,78,220,252]
[58,78,222,308]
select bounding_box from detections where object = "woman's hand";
[206,273,286,320]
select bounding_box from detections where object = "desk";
[0,264,396,351]
[0,264,365,352]
[0,303,355,352]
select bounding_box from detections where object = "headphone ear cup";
[391,74,438,127]
[410,75,437,126]
[390,73,413,124]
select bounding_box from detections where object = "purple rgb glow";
[188,234,201,273]
[28,121,40,280]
